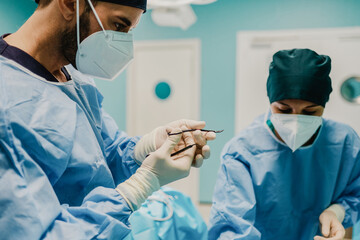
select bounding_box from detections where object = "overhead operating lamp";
[148,0,217,30]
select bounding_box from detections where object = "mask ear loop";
[77,0,108,55]
[86,0,108,37]
[76,0,81,54]
[263,106,272,125]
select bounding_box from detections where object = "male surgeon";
[0,0,216,239]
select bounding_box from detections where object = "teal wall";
[0,1,37,33]
[130,0,360,203]
[1,0,360,204]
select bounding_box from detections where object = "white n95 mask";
[270,113,322,152]
[75,0,134,80]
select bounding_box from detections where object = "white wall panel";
[127,39,201,203]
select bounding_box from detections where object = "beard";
[60,10,91,69]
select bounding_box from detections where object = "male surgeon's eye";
[115,22,127,32]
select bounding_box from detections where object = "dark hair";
[37,0,97,9]
[37,0,52,8]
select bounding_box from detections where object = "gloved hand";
[141,126,197,186]
[314,204,346,240]
[134,119,216,167]
[117,127,196,211]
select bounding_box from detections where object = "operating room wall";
[0,1,36,33]
[128,0,360,203]
[1,0,360,204]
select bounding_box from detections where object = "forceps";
[169,129,224,157]
[168,129,224,136]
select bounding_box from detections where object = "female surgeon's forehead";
[272,99,322,108]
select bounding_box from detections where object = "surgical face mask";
[270,113,322,152]
[75,0,134,80]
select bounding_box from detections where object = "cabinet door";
[127,39,201,202]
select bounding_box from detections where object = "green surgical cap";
[267,48,332,107]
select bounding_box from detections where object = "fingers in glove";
[169,119,206,130]
[184,119,206,129]
[160,128,183,154]
[193,130,210,160]
[181,126,196,148]
[204,131,216,141]
[171,144,196,157]
[314,231,345,240]
[329,230,345,240]
[193,145,210,162]
[192,154,204,168]
[320,215,331,237]
[155,126,173,149]
[165,126,174,134]
[202,145,211,159]
[328,221,345,239]
[193,130,206,146]
[177,126,196,165]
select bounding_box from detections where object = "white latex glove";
[116,127,196,211]
[314,206,346,240]
[134,119,216,167]
[141,126,196,186]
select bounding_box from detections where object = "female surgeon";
[208,48,360,240]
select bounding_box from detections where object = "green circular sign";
[155,81,171,100]
[341,77,360,104]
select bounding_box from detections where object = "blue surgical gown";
[0,56,141,239]
[208,113,360,240]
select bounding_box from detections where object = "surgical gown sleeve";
[101,109,140,185]
[334,131,360,228]
[0,116,133,240]
[208,142,261,240]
